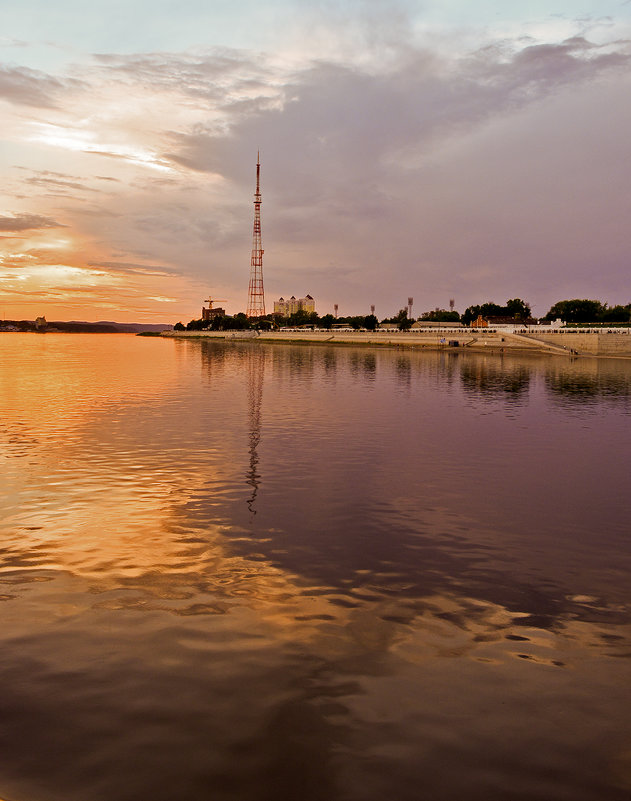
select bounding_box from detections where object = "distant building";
[201,296,226,322]
[274,295,316,316]
[471,315,488,329]
[538,318,566,329]
[485,316,538,327]
[474,315,540,330]
[201,305,226,322]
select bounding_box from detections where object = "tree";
[380,309,413,329]
[186,318,207,330]
[364,314,379,331]
[478,302,505,318]
[462,299,531,325]
[230,313,251,330]
[254,317,276,330]
[544,299,631,323]
[461,305,482,326]
[210,315,227,330]
[421,309,460,322]
[600,304,631,323]
[287,309,318,327]
[203,313,252,330]
[393,309,412,330]
[462,303,503,325]
[320,314,335,330]
[174,322,185,331]
[505,298,531,320]
[544,299,604,323]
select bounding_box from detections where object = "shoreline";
[161,328,631,359]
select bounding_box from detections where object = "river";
[1,334,630,801]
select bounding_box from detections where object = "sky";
[1,0,630,322]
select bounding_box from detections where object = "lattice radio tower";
[246,152,265,317]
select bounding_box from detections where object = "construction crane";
[201,296,228,322]
[204,297,227,310]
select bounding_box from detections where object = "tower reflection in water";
[245,345,265,516]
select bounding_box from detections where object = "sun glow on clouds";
[0,65,219,319]
[0,218,194,318]
[28,236,73,250]
[28,122,174,172]
[1,262,115,290]
[29,122,94,152]
[36,264,111,284]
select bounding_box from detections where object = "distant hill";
[69,321,173,333]
[1,319,173,333]
[52,321,119,333]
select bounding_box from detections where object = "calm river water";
[1,334,630,801]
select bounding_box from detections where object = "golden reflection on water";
[1,335,631,801]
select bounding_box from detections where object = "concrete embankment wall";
[162,329,631,356]
[522,332,631,356]
[162,330,535,350]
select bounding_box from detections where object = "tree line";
[175,297,631,331]
[441,298,631,325]
[176,310,381,331]
[544,299,631,323]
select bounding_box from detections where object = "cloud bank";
[1,3,630,321]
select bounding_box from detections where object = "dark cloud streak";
[0,213,66,231]
[26,175,100,193]
[0,64,80,108]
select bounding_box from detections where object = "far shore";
[162,327,631,359]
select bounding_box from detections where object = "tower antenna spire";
[247,151,265,317]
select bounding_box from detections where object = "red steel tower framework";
[246,152,265,317]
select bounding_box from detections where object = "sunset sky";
[1,0,630,322]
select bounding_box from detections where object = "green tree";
[462,299,531,325]
[461,305,482,326]
[463,303,507,325]
[421,309,460,322]
[320,314,335,329]
[173,322,185,331]
[287,309,318,327]
[505,298,531,320]
[230,312,251,329]
[210,315,227,330]
[544,299,604,323]
[364,314,379,331]
[600,304,631,323]
[394,309,412,330]
[186,318,207,330]
[254,317,276,330]
[479,302,505,318]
